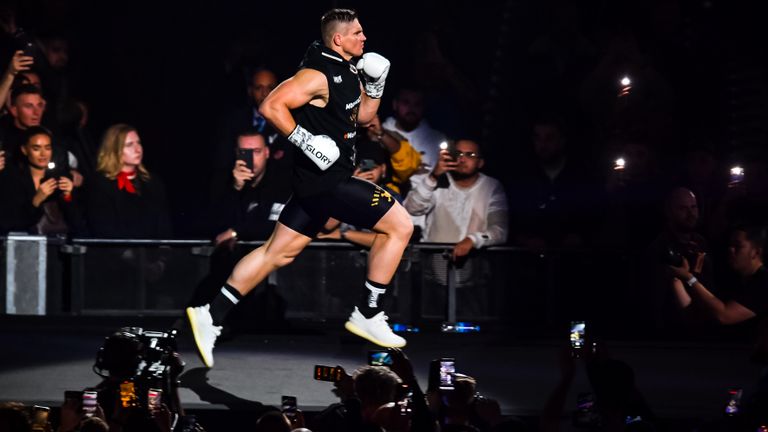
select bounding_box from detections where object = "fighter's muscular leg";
[368,201,413,284]
[227,222,313,295]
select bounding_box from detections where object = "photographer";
[669,224,768,422]
[644,187,714,330]
[90,328,186,432]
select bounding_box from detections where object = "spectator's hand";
[232,160,254,191]
[452,237,474,261]
[58,176,74,195]
[353,167,378,183]
[431,149,457,178]
[150,404,173,432]
[214,228,238,249]
[473,396,502,427]
[7,50,33,77]
[557,345,577,381]
[388,348,416,384]
[70,169,84,188]
[33,178,58,206]
[284,409,306,430]
[316,228,341,240]
[366,115,384,141]
[668,256,692,281]
[58,397,82,432]
[332,366,355,401]
[0,150,5,171]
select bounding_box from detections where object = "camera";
[662,247,684,267]
[94,327,181,409]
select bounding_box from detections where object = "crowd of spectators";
[1,2,768,430]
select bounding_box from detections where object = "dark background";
[5,0,767,237]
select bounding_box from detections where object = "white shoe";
[186,305,222,368]
[344,307,406,348]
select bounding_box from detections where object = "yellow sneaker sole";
[344,321,406,348]
[186,307,214,368]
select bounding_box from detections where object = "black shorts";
[278,177,397,237]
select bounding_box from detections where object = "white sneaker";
[344,307,407,348]
[186,305,222,368]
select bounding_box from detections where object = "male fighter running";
[187,8,413,367]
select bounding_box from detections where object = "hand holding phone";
[438,358,455,391]
[729,166,745,187]
[82,390,98,417]
[29,405,50,431]
[236,148,255,172]
[147,388,162,412]
[570,321,586,358]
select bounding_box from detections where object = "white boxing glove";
[356,52,390,99]
[288,124,340,171]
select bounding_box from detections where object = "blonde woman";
[85,124,171,238]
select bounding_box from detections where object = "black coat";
[84,173,172,238]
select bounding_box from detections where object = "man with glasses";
[405,139,509,258]
[404,139,509,317]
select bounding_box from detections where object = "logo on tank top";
[333,75,343,84]
[371,188,393,206]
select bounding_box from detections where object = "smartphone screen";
[147,388,162,412]
[30,405,50,431]
[281,395,297,419]
[64,390,82,404]
[120,381,137,408]
[729,166,745,185]
[570,321,586,355]
[237,148,254,171]
[314,365,342,382]
[439,358,455,391]
[82,390,98,417]
[368,350,393,366]
[725,387,743,416]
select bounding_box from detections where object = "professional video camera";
[93,327,183,410]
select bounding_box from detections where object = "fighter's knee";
[393,214,414,241]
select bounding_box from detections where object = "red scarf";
[116,171,137,194]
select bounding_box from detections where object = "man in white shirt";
[404,139,509,317]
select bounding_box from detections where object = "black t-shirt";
[733,267,768,316]
[291,41,361,197]
[232,165,292,240]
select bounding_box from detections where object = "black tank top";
[291,41,361,197]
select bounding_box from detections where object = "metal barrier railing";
[4,235,685,338]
